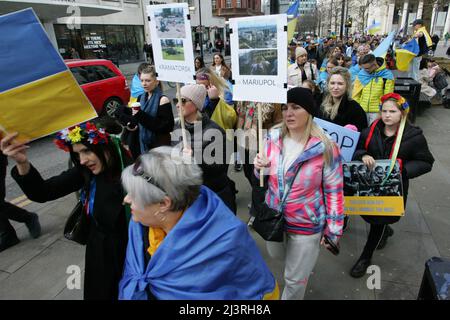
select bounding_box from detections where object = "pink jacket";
[256,129,344,243]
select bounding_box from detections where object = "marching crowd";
[2,19,447,300]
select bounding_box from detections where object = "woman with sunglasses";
[0,121,132,300]
[119,146,279,300]
[172,84,236,213]
[349,93,434,278]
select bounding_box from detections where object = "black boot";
[0,232,20,252]
[376,225,394,250]
[25,213,41,239]
[350,258,371,278]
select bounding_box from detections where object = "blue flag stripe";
[0,8,67,93]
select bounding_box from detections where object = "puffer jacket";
[353,58,395,113]
[255,128,344,243]
[287,62,318,88]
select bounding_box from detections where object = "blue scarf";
[138,86,162,153]
[356,66,394,87]
[131,74,145,98]
[119,186,277,300]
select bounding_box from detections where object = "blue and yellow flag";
[395,40,419,71]
[119,186,279,300]
[286,0,300,42]
[366,20,381,35]
[372,31,396,59]
[0,8,97,142]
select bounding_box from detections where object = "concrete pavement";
[1,100,450,300]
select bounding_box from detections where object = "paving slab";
[0,271,10,282]
[0,240,85,300]
[375,281,420,300]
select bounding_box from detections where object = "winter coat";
[353,119,434,224]
[287,62,319,87]
[255,128,344,243]
[172,115,236,213]
[317,94,369,132]
[352,58,395,113]
[11,164,129,300]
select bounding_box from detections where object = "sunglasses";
[173,97,192,105]
[132,156,166,193]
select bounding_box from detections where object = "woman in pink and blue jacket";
[254,87,344,300]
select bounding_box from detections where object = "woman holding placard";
[349,93,434,278]
[254,87,344,300]
[317,66,368,132]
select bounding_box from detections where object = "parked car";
[65,59,130,116]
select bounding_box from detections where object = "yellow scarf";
[147,210,185,256]
[415,26,433,47]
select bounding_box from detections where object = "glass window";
[69,66,93,85]
[226,0,232,8]
[89,65,117,79]
[212,0,216,9]
[236,0,241,8]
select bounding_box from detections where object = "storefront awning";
[0,0,122,20]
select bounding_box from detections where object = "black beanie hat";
[287,87,316,116]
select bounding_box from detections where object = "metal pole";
[340,0,346,39]
[198,0,203,57]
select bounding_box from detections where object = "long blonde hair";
[280,115,335,167]
[320,66,352,120]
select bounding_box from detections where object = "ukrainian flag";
[286,0,300,43]
[395,39,419,72]
[367,20,381,35]
[0,8,97,142]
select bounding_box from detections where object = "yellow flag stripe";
[0,70,97,142]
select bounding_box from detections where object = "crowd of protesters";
[3,18,449,301]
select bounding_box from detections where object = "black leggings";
[360,224,388,260]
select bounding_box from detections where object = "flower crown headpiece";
[54,122,109,152]
[379,93,409,112]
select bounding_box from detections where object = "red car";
[65,59,130,116]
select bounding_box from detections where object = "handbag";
[251,163,303,242]
[64,171,91,245]
[63,200,90,245]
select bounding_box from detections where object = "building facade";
[0,0,148,63]
[279,0,317,16]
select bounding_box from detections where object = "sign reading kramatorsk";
[146,3,196,84]
[343,160,404,216]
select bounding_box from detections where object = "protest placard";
[146,3,195,84]
[229,14,287,104]
[0,8,97,142]
[343,160,404,216]
[313,118,360,162]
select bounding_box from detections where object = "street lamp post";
[198,0,203,57]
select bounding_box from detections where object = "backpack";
[433,71,448,90]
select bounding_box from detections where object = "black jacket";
[317,95,368,132]
[172,115,236,213]
[114,95,174,159]
[353,120,434,224]
[11,164,128,300]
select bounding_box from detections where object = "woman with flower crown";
[349,93,434,278]
[0,121,132,300]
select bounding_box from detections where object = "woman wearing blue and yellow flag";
[119,147,279,300]
[409,19,433,81]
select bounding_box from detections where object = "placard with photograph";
[230,14,287,104]
[343,160,405,216]
[146,3,195,84]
